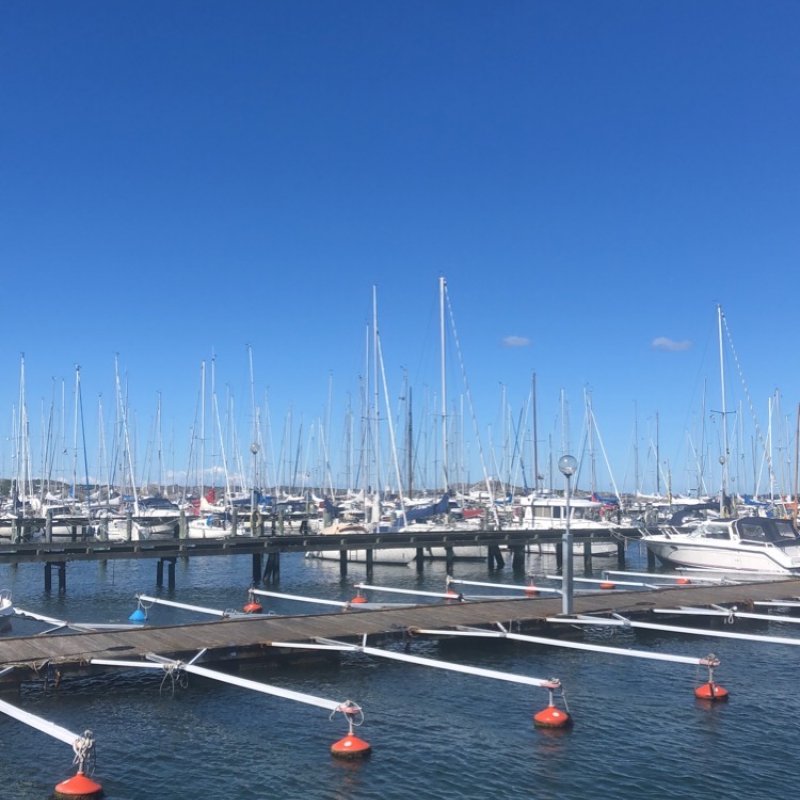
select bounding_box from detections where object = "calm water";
[0,543,796,800]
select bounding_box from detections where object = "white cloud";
[651,336,692,352]
[502,335,531,348]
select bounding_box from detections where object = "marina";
[2,545,800,798]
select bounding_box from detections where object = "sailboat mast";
[717,304,730,513]
[200,360,206,500]
[407,382,413,500]
[531,372,539,495]
[72,366,80,498]
[655,410,660,496]
[794,403,800,525]
[439,276,448,491]
[372,285,381,499]
[633,402,640,496]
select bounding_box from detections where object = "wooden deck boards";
[2,577,800,677]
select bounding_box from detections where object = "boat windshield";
[736,517,800,545]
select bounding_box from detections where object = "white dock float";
[601,570,730,585]
[13,606,141,633]
[353,582,465,601]
[651,605,800,625]
[134,593,267,619]
[548,613,800,647]
[409,624,716,667]
[268,635,561,689]
[0,696,90,748]
[754,600,800,608]
[90,651,356,713]
[251,588,416,611]
[446,578,562,595]
[89,651,368,756]
[543,574,663,590]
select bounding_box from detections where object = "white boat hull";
[643,536,800,575]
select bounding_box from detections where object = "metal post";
[562,474,574,615]
[558,454,578,616]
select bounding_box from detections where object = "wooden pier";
[1,577,797,688]
[0,525,636,590]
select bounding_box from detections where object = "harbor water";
[0,543,796,800]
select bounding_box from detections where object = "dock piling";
[488,545,505,570]
[264,552,280,583]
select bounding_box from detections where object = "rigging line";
[721,310,772,479]
[376,331,407,522]
[444,285,499,527]
[588,404,623,504]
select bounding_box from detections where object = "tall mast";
[717,304,730,513]
[439,276,448,491]
[72,365,80,498]
[372,285,381,499]
[531,372,539,495]
[794,403,800,525]
[200,360,206,499]
[406,381,413,500]
[655,410,660,496]
[633,402,639,496]
[115,354,139,513]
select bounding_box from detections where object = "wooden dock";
[1,577,798,687]
[0,526,637,590]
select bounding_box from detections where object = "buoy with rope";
[532,680,573,729]
[54,730,103,799]
[444,576,462,601]
[242,587,263,614]
[330,700,371,759]
[128,597,148,623]
[350,588,367,604]
[694,653,728,701]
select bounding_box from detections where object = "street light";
[558,454,578,616]
[250,442,260,534]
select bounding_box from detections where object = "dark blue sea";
[0,542,796,800]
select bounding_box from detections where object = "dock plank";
[1,578,799,680]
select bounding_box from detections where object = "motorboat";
[509,494,626,556]
[640,515,800,575]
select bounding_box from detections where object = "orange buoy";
[599,581,616,590]
[524,585,539,597]
[533,705,572,729]
[350,594,367,604]
[695,681,729,701]
[331,733,372,759]
[242,601,263,614]
[54,772,104,799]
[676,577,691,585]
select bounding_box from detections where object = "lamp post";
[558,454,578,616]
[250,442,260,532]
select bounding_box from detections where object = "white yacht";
[640,515,800,575]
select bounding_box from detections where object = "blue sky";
[2,1,799,499]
